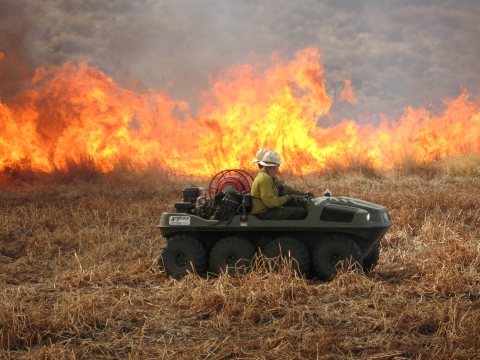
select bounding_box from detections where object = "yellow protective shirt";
[250,168,303,214]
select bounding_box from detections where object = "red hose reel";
[208,169,255,198]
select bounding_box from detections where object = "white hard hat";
[259,150,283,166]
[253,148,270,163]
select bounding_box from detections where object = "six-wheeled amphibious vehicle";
[157,169,394,280]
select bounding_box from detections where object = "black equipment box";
[182,187,205,203]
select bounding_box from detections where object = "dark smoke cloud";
[1,0,479,123]
[0,1,36,102]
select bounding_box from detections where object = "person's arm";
[259,178,288,208]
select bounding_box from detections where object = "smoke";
[1,0,480,122]
[0,2,36,102]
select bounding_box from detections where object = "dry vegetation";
[1,157,480,359]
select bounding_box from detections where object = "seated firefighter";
[250,150,309,220]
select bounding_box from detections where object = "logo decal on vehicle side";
[169,216,191,225]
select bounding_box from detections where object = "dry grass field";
[1,158,480,359]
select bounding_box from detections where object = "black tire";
[312,235,363,281]
[363,245,380,273]
[159,235,208,277]
[263,237,311,275]
[253,237,272,253]
[209,237,256,275]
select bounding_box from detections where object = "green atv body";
[158,191,394,280]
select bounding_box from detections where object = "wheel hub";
[330,253,343,266]
[225,254,238,267]
[174,253,188,267]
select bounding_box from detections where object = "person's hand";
[302,192,315,198]
[286,194,300,203]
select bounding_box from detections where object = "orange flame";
[1,48,479,176]
[339,79,357,105]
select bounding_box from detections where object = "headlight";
[366,212,370,221]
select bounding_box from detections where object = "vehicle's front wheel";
[209,237,256,275]
[312,235,363,281]
[159,235,208,277]
[263,237,311,275]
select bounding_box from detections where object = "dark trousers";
[258,205,307,220]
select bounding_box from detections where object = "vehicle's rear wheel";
[209,237,256,275]
[363,245,380,273]
[312,235,363,281]
[159,235,208,277]
[262,237,311,275]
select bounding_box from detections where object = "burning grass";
[1,161,480,359]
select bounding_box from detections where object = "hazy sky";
[1,0,479,124]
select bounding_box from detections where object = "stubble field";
[1,160,480,359]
